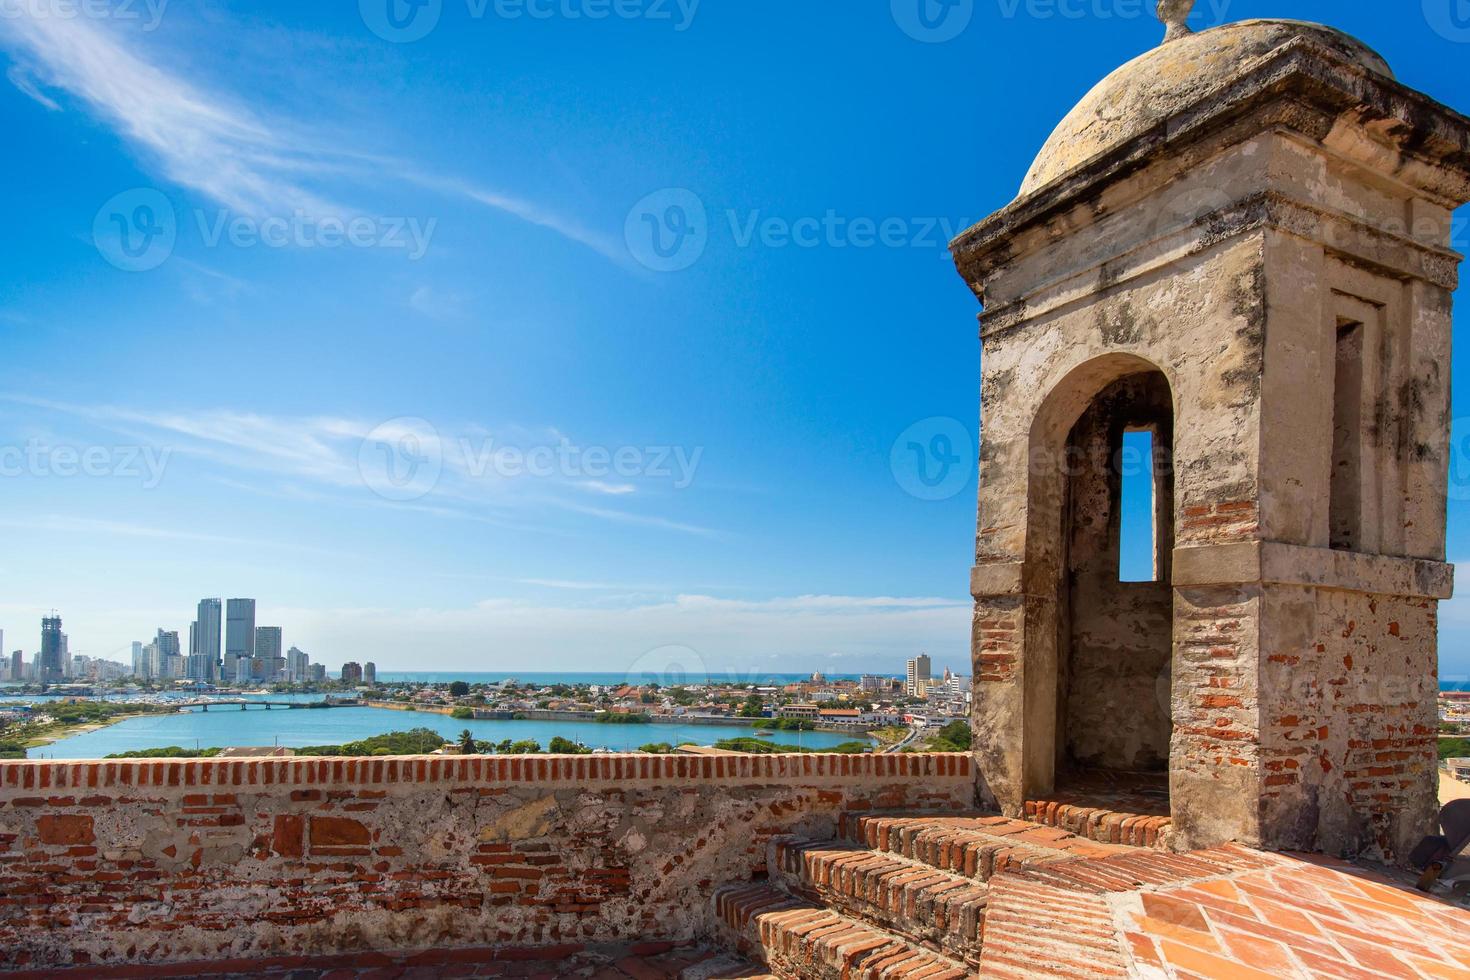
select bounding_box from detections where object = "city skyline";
[0,602,968,681]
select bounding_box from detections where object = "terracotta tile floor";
[1121,852,1470,978]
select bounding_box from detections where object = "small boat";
[755,730,775,737]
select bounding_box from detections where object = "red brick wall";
[0,752,973,970]
[1260,588,1439,861]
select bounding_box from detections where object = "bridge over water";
[173,698,361,712]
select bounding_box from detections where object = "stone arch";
[1019,352,1178,799]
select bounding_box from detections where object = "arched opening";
[1023,355,1175,814]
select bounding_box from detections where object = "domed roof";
[1019,19,1393,197]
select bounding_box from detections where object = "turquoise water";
[27,704,868,759]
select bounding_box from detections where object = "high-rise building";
[40,614,64,683]
[131,641,148,680]
[253,626,283,680]
[363,662,377,686]
[340,662,363,685]
[308,663,326,683]
[157,629,180,662]
[225,599,256,670]
[195,599,223,682]
[286,647,309,683]
[905,655,932,698]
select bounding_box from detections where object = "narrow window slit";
[1119,428,1157,582]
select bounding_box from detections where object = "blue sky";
[0,0,1467,679]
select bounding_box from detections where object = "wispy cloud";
[0,8,623,259]
[6,63,58,110]
[3,394,713,536]
[0,10,335,216]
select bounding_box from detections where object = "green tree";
[451,706,474,719]
[739,694,765,718]
[458,729,477,754]
[448,681,471,697]
[549,736,590,754]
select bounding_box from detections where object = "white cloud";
[6,62,58,110]
[581,480,637,495]
[0,9,624,259]
[2,394,714,536]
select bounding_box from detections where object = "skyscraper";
[40,614,63,683]
[225,599,256,678]
[905,654,932,698]
[195,599,222,682]
[286,647,309,683]
[254,626,283,681]
[363,662,377,686]
[341,662,363,685]
[131,640,148,680]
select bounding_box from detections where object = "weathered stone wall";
[0,752,973,971]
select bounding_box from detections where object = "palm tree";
[458,729,476,755]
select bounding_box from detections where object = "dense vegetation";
[296,728,450,756]
[913,721,973,753]
[1440,737,1470,761]
[752,718,816,731]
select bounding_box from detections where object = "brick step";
[772,838,987,964]
[839,812,1127,881]
[1023,798,1173,850]
[713,883,970,980]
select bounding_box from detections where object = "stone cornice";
[976,188,1462,339]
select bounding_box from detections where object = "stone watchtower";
[952,7,1470,860]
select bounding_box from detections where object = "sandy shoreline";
[23,720,115,753]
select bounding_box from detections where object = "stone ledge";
[0,752,973,794]
[1172,540,1454,598]
[974,543,1454,600]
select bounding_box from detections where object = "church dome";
[1019,19,1394,197]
